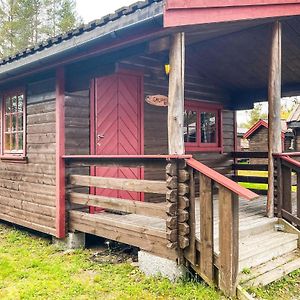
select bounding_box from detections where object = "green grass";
[1,223,299,300]
[0,223,224,300]
[247,269,300,300]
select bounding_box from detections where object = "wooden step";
[239,232,298,271]
[240,250,300,287]
[239,218,278,239]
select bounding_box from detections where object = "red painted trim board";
[55,67,66,238]
[166,0,300,10]
[186,157,259,200]
[243,119,285,139]
[164,2,300,27]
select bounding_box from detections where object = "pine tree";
[0,0,81,58]
[43,0,80,37]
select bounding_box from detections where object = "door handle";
[97,134,104,146]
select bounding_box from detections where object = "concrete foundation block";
[138,251,186,281]
[52,232,86,250]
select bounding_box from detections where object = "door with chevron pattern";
[95,71,143,200]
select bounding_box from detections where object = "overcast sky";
[76,0,137,23]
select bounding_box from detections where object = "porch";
[63,154,300,296]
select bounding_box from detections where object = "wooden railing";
[232,151,269,195]
[183,158,259,297]
[63,154,259,297]
[63,154,191,260]
[274,153,300,228]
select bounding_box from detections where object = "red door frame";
[89,69,144,206]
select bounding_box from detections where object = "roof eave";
[0,1,164,84]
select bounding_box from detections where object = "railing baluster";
[276,158,283,217]
[282,165,292,213]
[297,172,300,226]
[219,186,239,297]
[199,173,214,284]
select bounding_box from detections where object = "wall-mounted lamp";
[164,63,170,76]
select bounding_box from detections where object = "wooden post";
[56,67,66,238]
[199,174,214,284]
[267,21,282,218]
[168,32,185,155]
[166,160,178,250]
[219,187,239,297]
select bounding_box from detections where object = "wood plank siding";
[0,78,56,235]
[64,55,235,202]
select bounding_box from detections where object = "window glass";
[3,92,25,154]
[5,97,10,113]
[18,114,23,131]
[17,95,23,112]
[18,133,23,150]
[201,112,217,143]
[5,133,10,151]
[11,96,17,112]
[184,110,197,143]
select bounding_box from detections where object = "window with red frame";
[2,92,25,155]
[184,101,222,152]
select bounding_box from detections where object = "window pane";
[17,95,23,112]
[11,96,17,112]
[18,133,23,151]
[11,133,16,150]
[18,114,23,131]
[201,112,217,143]
[12,114,17,132]
[5,133,10,151]
[184,110,197,143]
[5,115,10,132]
[5,97,11,113]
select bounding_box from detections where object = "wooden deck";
[69,194,300,288]
[65,155,300,296]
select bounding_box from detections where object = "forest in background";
[0,0,82,59]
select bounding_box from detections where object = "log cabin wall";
[0,78,56,235]
[119,55,235,201]
[65,90,90,156]
[248,127,269,164]
[64,51,236,203]
[120,55,235,178]
[65,90,90,210]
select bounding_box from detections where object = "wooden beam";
[168,32,185,155]
[68,192,167,219]
[55,66,66,238]
[267,21,282,218]
[69,175,167,194]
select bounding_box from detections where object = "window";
[184,101,222,152]
[2,90,26,157]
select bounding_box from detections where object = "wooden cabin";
[237,127,249,152]
[243,119,293,163]
[287,103,300,151]
[1,0,300,297]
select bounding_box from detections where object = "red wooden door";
[94,72,143,200]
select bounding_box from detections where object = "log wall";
[0,78,56,235]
